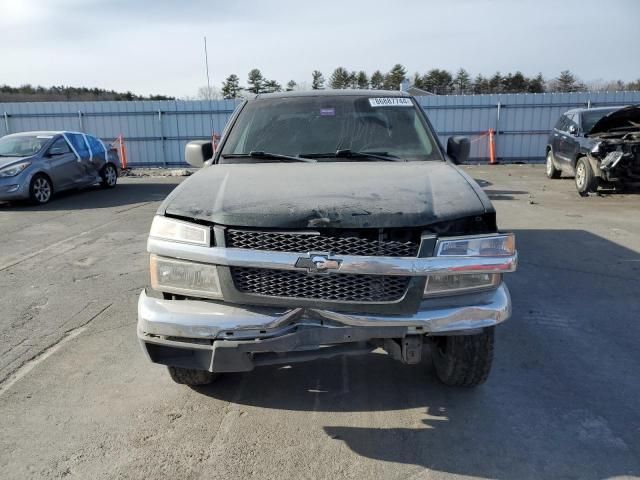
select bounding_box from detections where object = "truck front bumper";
[137,283,511,372]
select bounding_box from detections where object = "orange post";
[488,129,497,165]
[118,134,128,169]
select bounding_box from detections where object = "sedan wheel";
[30,175,52,204]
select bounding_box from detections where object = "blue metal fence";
[2,91,639,166]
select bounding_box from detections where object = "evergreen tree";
[472,74,490,94]
[553,70,584,92]
[370,70,385,89]
[247,68,265,94]
[286,80,297,91]
[383,64,407,90]
[329,67,351,89]
[263,79,282,93]
[355,71,369,89]
[454,68,471,94]
[221,74,242,99]
[348,71,358,88]
[489,72,503,93]
[502,71,527,93]
[311,70,325,90]
[527,73,545,93]
[421,69,453,94]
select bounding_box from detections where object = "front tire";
[100,163,118,189]
[575,157,598,196]
[29,174,53,205]
[431,327,494,387]
[546,150,561,179]
[168,366,218,386]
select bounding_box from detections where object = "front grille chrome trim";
[148,238,518,276]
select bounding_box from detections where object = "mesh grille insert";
[231,267,410,303]
[226,230,418,257]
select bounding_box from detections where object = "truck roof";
[252,89,410,100]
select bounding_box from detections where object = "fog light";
[150,254,222,299]
[424,273,500,297]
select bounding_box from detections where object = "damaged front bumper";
[137,283,512,372]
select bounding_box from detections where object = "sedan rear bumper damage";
[137,283,511,372]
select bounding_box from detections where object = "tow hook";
[383,336,423,364]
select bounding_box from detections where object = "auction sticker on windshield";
[368,97,413,107]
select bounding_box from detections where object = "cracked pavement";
[0,167,639,479]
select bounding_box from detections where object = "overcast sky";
[2,0,639,98]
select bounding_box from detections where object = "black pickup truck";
[137,90,517,388]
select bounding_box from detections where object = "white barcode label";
[368,97,413,107]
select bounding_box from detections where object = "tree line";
[0,84,174,102]
[217,65,640,98]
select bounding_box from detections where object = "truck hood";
[587,104,640,136]
[161,161,489,229]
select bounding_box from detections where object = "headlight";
[436,234,515,257]
[0,162,31,177]
[150,254,222,299]
[149,216,211,246]
[424,234,514,297]
[424,273,500,297]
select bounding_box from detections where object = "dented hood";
[587,104,640,136]
[161,161,488,229]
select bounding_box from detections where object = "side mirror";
[446,136,470,165]
[185,140,213,168]
[568,125,578,135]
[47,147,67,157]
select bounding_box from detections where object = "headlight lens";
[150,254,222,299]
[0,162,30,177]
[424,273,500,297]
[436,234,515,257]
[149,216,210,246]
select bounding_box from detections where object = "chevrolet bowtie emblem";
[295,254,342,273]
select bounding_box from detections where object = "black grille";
[231,267,410,302]
[226,230,419,257]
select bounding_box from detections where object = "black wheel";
[100,163,118,188]
[575,157,598,196]
[431,327,494,387]
[545,150,561,179]
[29,174,53,205]
[167,366,218,386]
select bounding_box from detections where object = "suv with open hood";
[137,90,517,388]
[545,105,640,195]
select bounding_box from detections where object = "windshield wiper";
[300,149,404,162]
[222,151,315,163]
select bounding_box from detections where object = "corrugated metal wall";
[417,91,640,162]
[2,92,639,166]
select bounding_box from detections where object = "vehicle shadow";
[197,229,640,479]
[0,180,179,211]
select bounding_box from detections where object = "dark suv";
[546,105,640,195]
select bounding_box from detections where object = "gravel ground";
[0,166,639,479]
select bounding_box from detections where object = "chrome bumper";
[137,284,511,372]
[138,282,511,340]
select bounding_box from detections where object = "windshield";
[220,96,442,162]
[581,108,619,133]
[0,134,51,157]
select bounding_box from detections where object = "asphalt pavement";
[0,166,639,480]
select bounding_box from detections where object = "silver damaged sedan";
[0,131,119,204]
